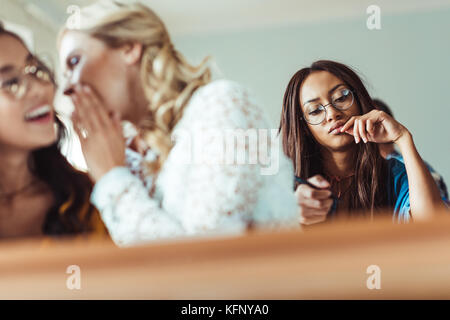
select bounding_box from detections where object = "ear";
[121,42,143,66]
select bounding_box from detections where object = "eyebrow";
[0,53,34,74]
[303,83,347,105]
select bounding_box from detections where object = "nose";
[63,74,80,96]
[62,69,81,96]
[325,103,344,123]
[63,79,75,96]
[24,77,52,102]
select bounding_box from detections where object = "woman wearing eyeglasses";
[279,60,448,225]
[0,23,108,239]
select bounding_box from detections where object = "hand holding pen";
[294,175,337,226]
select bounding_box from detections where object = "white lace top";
[91,80,300,247]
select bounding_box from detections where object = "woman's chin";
[327,134,357,151]
[31,133,58,150]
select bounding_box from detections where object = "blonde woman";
[58,0,298,247]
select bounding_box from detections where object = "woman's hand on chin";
[71,84,126,182]
[340,109,410,145]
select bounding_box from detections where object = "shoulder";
[386,158,411,220]
[384,158,411,222]
[386,151,403,162]
[193,79,250,99]
[387,157,407,178]
[188,79,256,114]
[180,79,267,129]
[386,157,409,195]
[387,151,442,180]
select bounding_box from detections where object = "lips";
[24,104,53,123]
[328,121,346,134]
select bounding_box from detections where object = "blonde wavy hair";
[61,0,211,173]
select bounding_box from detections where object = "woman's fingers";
[341,115,373,143]
[366,119,374,140]
[358,118,368,143]
[71,110,90,146]
[77,86,105,133]
[72,89,96,134]
[296,175,334,226]
[71,95,90,138]
[296,183,332,201]
[340,116,355,133]
[299,211,327,225]
[79,85,124,143]
[82,85,112,130]
[340,110,396,144]
[300,197,334,210]
[366,118,374,134]
[353,119,360,143]
[307,175,331,189]
[71,84,124,149]
[295,181,333,214]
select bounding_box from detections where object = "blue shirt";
[387,151,449,202]
[386,157,449,223]
[386,158,412,223]
[313,157,448,222]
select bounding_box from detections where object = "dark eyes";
[333,89,350,102]
[308,109,322,115]
[0,77,20,91]
[67,55,80,68]
[4,77,20,86]
[305,88,351,115]
[308,105,325,116]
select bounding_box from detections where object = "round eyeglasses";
[0,60,53,100]
[302,88,354,125]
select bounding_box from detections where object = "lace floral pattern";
[91,80,299,247]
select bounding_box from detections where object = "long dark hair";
[1,23,98,235]
[279,60,389,216]
[32,119,98,235]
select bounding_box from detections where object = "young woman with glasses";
[0,23,108,239]
[279,60,447,226]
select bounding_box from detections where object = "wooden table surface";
[1,210,450,299]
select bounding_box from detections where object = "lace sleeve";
[90,167,185,246]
